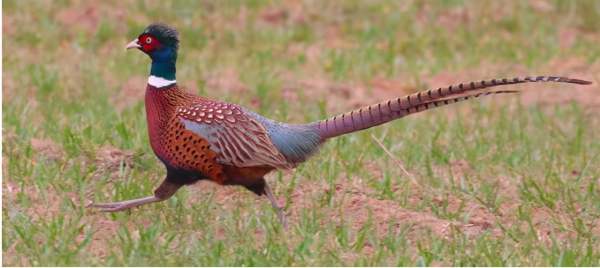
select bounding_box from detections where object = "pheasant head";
[127,23,179,83]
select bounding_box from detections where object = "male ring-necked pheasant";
[92,23,591,226]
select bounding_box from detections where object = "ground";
[3,0,600,266]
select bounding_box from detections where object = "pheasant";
[92,23,591,226]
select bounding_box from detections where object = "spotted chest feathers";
[159,118,227,184]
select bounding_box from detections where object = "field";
[3,0,600,266]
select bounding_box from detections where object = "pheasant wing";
[176,102,292,169]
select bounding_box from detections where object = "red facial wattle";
[138,34,161,53]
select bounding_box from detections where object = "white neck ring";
[148,75,176,88]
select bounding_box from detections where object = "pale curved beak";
[126,39,141,50]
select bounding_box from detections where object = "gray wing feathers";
[180,109,294,169]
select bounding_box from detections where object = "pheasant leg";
[92,196,162,212]
[91,180,182,212]
[263,182,288,228]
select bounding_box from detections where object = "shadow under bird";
[92,23,592,227]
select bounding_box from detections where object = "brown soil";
[260,8,289,25]
[259,1,307,26]
[520,58,600,109]
[3,13,15,36]
[203,68,249,95]
[30,138,64,161]
[94,145,134,172]
[54,2,137,36]
[112,76,146,111]
[56,5,101,34]
[280,74,416,116]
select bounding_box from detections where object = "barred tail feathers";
[312,76,591,139]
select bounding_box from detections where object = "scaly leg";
[91,180,182,212]
[263,182,288,229]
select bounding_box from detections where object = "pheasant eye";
[145,37,152,44]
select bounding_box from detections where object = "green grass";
[3,0,600,266]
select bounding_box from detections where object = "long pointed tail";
[311,75,591,139]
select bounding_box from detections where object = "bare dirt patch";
[340,188,456,238]
[185,180,255,223]
[204,69,250,95]
[54,2,136,35]
[95,145,135,174]
[435,6,472,32]
[260,8,289,25]
[286,43,322,67]
[3,180,78,221]
[87,144,136,201]
[30,138,64,161]
[112,76,146,111]
[2,13,16,36]
[287,175,482,240]
[281,74,415,115]
[529,0,556,13]
[184,172,465,240]
[1,72,21,103]
[259,1,307,26]
[521,58,600,109]
[56,5,101,35]
[200,160,510,243]
[84,218,121,259]
[430,160,599,245]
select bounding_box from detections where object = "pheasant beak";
[126,39,141,50]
